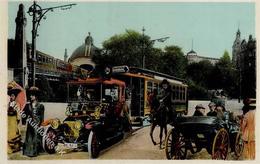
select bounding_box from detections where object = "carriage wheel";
[165,128,186,160]
[212,128,229,160]
[234,132,244,158]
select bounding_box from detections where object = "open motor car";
[42,78,132,158]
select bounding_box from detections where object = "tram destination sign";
[112,65,129,73]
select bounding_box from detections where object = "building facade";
[186,49,219,65]
[232,29,256,99]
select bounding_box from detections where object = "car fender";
[42,125,52,151]
[85,121,102,130]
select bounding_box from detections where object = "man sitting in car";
[193,104,206,116]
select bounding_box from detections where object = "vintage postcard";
[1,0,259,163]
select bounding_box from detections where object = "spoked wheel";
[234,132,244,159]
[43,127,58,154]
[88,131,100,159]
[212,128,229,160]
[165,128,187,160]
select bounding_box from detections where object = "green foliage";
[92,31,240,99]
[93,29,187,79]
[186,50,239,99]
[160,46,187,78]
[187,60,214,88]
[93,29,152,67]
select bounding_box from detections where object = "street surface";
[9,126,240,160]
[8,100,243,160]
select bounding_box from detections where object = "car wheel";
[43,127,58,154]
[88,130,100,159]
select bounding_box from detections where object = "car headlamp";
[65,106,72,116]
[93,106,101,119]
[74,120,83,130]
[50,118,60,129]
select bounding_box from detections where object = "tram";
[111,66,188,125]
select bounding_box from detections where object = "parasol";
[7,81,27,111]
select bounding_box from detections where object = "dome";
[68,33,100,68]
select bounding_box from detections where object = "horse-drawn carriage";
[164,116,243,160]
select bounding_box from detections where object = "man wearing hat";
[158,79,175,120]
[207,102,217,116]
[23,86,45,157]
[7,87,22,153]
[241,98,255,160]
[193,104,205,116]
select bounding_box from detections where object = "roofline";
[67,78,125,87]
[129,67,185,83]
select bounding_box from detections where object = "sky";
[8,1,255,60]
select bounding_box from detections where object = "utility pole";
[27,1,76,86]
[142,27,145,68]
[141,27,169,69]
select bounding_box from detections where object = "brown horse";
[150,101,168,149]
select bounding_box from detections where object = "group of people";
[149,79,255,160]
[193,99,255,160]
[193,102,228,119]
[8,81,45,157]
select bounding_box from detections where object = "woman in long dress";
[22,86,45,157]
[241,99,255,160]
[7,88,22,153]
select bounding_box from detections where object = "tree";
[92,29,153,68]
[187,60,214,88]
[159,45,187,78]
[211,51,239,98]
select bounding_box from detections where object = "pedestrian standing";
[7,87,22,153]
[23,86,45,157]
[241,98,255,160]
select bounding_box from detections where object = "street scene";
[6,1,256,161]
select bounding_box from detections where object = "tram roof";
[67,78,125,87]
[128,67,186,84]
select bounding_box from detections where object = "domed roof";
[68,32,100,63]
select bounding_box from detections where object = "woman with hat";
[241,98,255,160]
[7,87,22,153]
[22,86,45,157]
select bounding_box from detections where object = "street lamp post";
[141,27,169,69]
[27,1,76,86]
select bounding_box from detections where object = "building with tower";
[8,4,28,88]
[232,29,241,68]
[186,49,219,65]
[68,32,100,72]
[232,29,256,99]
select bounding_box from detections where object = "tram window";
[181,87,185,100]
[172,85,176,100]
[147,81,153,92]
[184,87,186,100]
[153,83,159,92]
[37,55,42,62]
[179,86,182,100]
[175,86,179,100]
